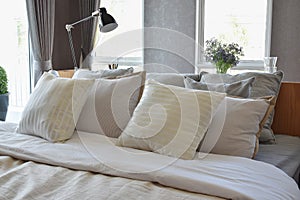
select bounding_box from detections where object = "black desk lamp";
[65,7,118,71]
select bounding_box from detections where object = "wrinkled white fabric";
[0,123,299,200]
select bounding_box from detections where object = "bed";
[261,81,300,185]
[0,71,299,200]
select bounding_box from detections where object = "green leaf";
[0,66,8,94]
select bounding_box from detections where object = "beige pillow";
[76,72,146,138]
[117,80,226,160]
[199,96,275,158]
[16,72,94,142]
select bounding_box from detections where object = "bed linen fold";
[0,156,221,200]
[0,123,299,200]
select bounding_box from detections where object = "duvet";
[0,122,299,200]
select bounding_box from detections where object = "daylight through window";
[0,1,30,107]
[198,0,272,69]
[93,0,143,69]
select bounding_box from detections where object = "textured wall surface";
[271,0,300,82]
[144,0,196,73]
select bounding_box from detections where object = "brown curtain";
[79,0,101,69]
[26,0,55,85]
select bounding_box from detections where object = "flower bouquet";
[205,38,244,73]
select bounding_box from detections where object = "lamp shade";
[99,8,118,33]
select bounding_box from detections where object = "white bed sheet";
[0,156,221,200]
[0,122,299,199]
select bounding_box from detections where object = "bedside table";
[57,70,75,78]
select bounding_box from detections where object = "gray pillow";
[184,76,255,98]
[200,71,284,144]
[146,73,200,87]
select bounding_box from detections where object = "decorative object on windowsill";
[65,7,118,71]
[48,70,60,77]
[264,57,277,73]
[0,66,9,121]
[205,38,244,74]
[108,64,119,70]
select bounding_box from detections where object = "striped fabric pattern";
[117,80,225,160]
[16,72,94,142]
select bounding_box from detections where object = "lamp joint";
[65,24,74,32]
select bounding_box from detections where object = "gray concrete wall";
[144,0,196,73]
[271,0,300,82]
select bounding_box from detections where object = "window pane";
[204,0,268,60]
[95,0,143,65]
[0,1,30,107]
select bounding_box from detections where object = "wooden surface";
[58,70,74,78]
[272,82,300,136]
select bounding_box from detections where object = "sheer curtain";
[79,0,101,69]
[26,0,55,85]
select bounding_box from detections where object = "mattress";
[255,134,300,185]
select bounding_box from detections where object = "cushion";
[200,71,284,144]
[117,80,226,160]
[76,71,146,138]
[146,73,200,87]
[199,96,276,158]
[184,76,255,98]
[16,72,94,142]
[72,67,133,79]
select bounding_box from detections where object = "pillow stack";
[182,71,282,158]
[200,71,283,144]
[16,69,282,160]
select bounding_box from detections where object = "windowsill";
[197,61,265,74]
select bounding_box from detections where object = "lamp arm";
[65,14,98,70]
[66,30,78,71]
[67,15,96,28]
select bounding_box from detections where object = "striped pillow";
[117,80,225,160]
[16,72,94,142]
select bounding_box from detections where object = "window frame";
[196,0,273,71]
[93,0,144,67]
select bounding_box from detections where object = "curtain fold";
[26,0,55,85]
[79,0,101,69]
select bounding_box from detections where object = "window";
[93,0,143,69]
[197,0,273,70]
[0,1,30,108]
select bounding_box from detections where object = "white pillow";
[72,68,133,79]
[199,96,274,158]
[117,80,226,160]
[16,72,94,142]
[76,72,146,138]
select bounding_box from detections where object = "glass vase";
[215,62,232,74]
